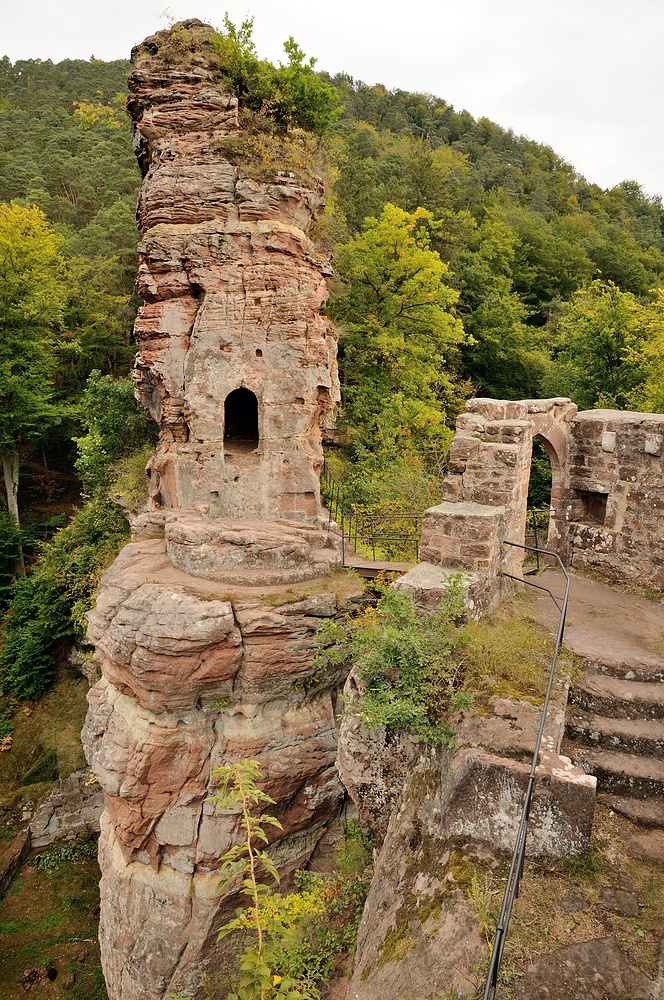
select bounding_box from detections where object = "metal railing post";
[483,541,570,1000]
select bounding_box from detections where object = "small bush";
[314,581,472,746]
[268,820,373,986]
[211,17,341,136]
[213,118,322,187]
[30,836,98,873]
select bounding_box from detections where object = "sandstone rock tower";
[130,19,338,528]
[82,22,353,1000]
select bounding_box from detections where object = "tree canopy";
[0,202,68,567]
[332,204,465,468]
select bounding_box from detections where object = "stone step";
[598,793,664,829]
[565,710,664,759]
[563,746,664,798]
[570,673,664,720]
[577,651,664,683]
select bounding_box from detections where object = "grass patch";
[212,112,324,188]
[459,592,575,707]
[0,665,89,827]
[374,919,415,971]
[0,835,106,999]
[476,803,664,990]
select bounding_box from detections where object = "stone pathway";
[532,568,664,853]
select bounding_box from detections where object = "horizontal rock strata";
[128,19,339,523]
[84,534,362,998]
[83,21,346,999]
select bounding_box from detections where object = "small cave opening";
[224,387,259,452]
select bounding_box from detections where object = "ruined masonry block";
[442,748,596,859]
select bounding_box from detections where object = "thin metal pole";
[483,543,569,999]
[341,511,345,567]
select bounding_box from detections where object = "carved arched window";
[224,388,259,451]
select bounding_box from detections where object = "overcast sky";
[4,0,662,200]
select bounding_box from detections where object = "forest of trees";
[0,25,663,704]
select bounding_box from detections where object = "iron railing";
[524,507,555,571]
[320,463,422,565]
[482,541,570,1000]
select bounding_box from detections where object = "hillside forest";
[0,19,663,715]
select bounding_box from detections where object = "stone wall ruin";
[403,396,664,608]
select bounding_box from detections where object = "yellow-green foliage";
[314,582,473,745]
[110,442,153,514]
[214,115,322,188]
[210,761,372,999]
[459,593,571,705]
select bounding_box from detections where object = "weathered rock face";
[339,675,597,1000]
[339,673,595,863]
[81,22,349,1000]
[127,19,339,524]
[29,769,105,849]
[346,754,486,1000]
[84,532,361,998]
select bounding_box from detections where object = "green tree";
[459,212,548,398]
[546,279,653,408]
[624,288,664,412]
[75,370,157,497]
[0,202,67,572]
[331,204,465,469]
[211,16,340,135]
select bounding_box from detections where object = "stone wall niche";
[561,409,664,589]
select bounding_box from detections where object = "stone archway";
[223,387,259,452]
[409,395,663,612]
[418,397,577,612]
[528,405,573,552]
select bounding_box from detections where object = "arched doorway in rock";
[223,387,259,452]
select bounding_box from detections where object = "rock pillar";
[82,21,350,1000]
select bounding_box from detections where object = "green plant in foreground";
[209,759,319,1000]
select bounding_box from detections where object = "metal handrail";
[320,462,423,565]
[524,507,557,571]
[482,541,570,1000]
